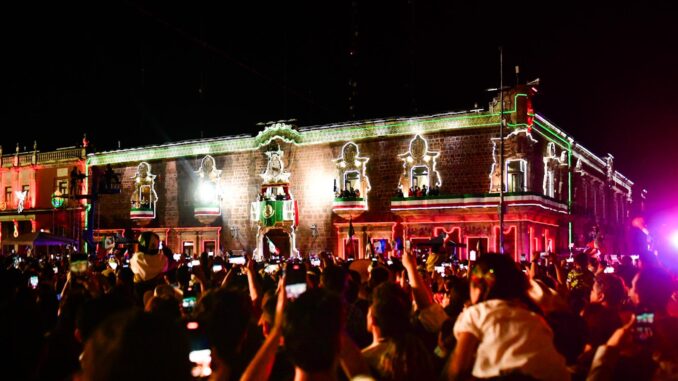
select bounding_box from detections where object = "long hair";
[471,254,541,313]
[370,283,435,380]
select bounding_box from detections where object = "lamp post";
[498,47,505,255]
[310,224,318,256]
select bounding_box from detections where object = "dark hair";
[147,296,181,322]
[138,232,159,255]
[370,283,411,337]
[369,283,435,380]
[633,267,674,312]
[321,265,349,295]
[196,289,252,364]
[76,294,133,342]
[593,273,626,307]
[574,253,589,268]
[368,266,390,289]
[283,288,343,373]
[471,254,530,302]
[81,310,191,381]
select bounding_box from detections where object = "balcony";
[251,199,297,228]
[332,197,367,218]
[391,192,569,215]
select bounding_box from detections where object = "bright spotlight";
[670,231,678,250]
[198,182,217,203]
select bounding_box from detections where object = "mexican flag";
[266,236,279,255]
[261,200,284,227]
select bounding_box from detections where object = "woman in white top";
[445,254,569,381]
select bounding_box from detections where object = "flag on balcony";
[266,236,279,255]
[346,217,355,258]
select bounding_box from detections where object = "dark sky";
[2,1,677,228]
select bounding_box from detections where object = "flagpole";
[499,47,505,255]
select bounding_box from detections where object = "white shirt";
[130,252,168,283]
[454,299,569,381]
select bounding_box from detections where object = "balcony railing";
[1,147,83,167]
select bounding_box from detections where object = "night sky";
[2,1,677,233]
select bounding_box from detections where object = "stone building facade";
[87,87,635,261]
[0,142,87,254]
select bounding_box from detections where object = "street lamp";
[230,226,239,239]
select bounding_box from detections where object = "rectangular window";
[411,166,429,188]
[203,241,216,256]
[183,241,194,256]
[343,171,360,192]
[5,187,12,204]
[506,160,526,192]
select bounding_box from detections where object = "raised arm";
[402,249,434,310]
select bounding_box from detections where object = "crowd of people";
[336,187,362,200]
[394,184,441,198]
[1,232,677,381]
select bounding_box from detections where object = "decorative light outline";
[488,128,537,193]
[505,159,528,193]
[194,155,222,218]
[254,122,303,148]
[333,141,371,209]
[130,162,158,220]
[398,134,441,196]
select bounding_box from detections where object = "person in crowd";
[401,249,449,336]
[79,309,192,381]
[587,267,678,380]
[195,288,253,381]
[445,254,569,381]
[362,282,436,380]
[615,255,637,288]
[241,281,371,380]
[321,265,371,348]
[130,232,167,284]
[567,252,595,293]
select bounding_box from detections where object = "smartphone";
[387,260,393,265]
[109,258,118,271]
[212,264,223,272]
[405,240,411,251]
[285,263,307,300]
[173,253,182,261]
[228,257,246,265]
[604,266,614,274]
[634,312,654,343]
[310,257,321,267]
[53,266,58,274]
[434,265,445,275]
[182,296,197,313]
[186,321,212,378]
[191,259,201,267]
[29,275,38,289]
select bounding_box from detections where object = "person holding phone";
[587,267,678,381]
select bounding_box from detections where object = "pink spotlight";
[670,231,678,250]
